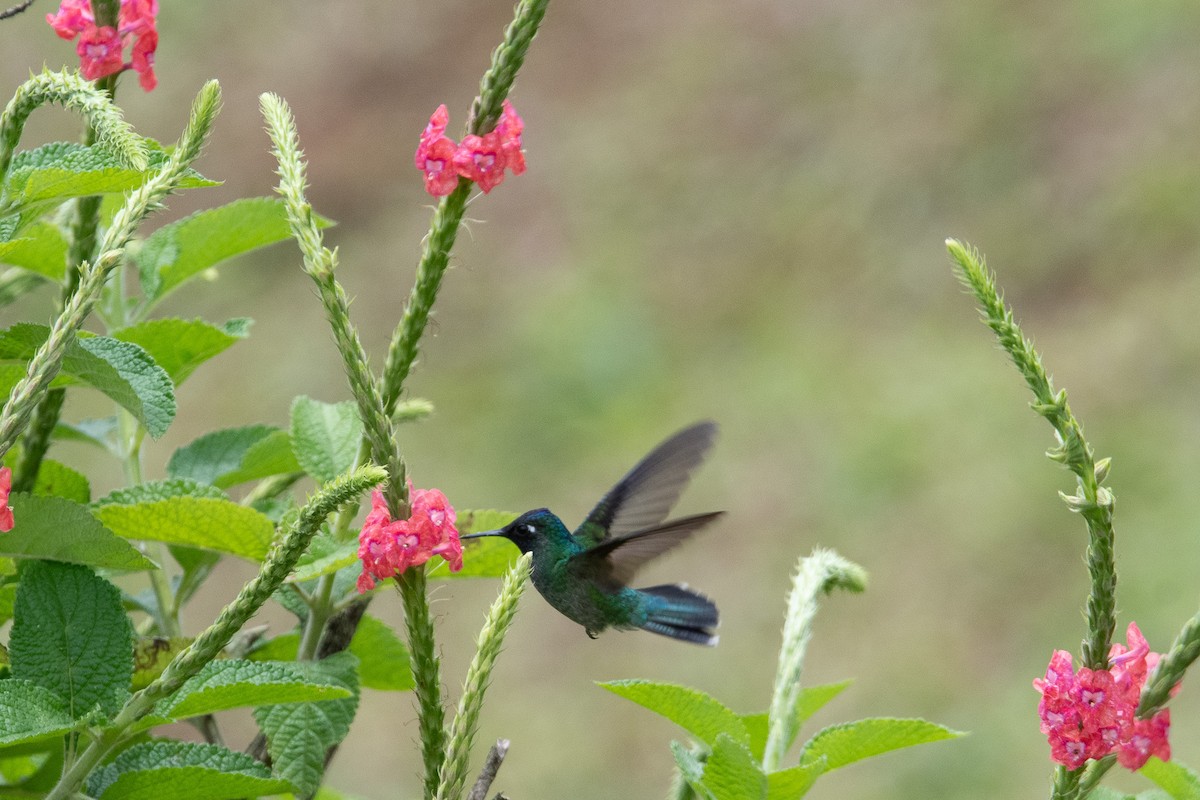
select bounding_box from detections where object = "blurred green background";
[6,1,1200,797]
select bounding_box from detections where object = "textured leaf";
[1141,757,1200,800]
[0,582,16,625]
[93,480,274,560]
[289,397,362,484]
[137,197,330,305]
[703,733,766,800]
[254,652,360,796]
[437,509,520,578]
[86,741,290,800]
[0,680,75,746]
[741,681,852,760]
[0,494,154,570]
[349,615,412,692]
[168,425,299,489]
[113,318,251,386]
[246,633,301,662]
[797,718,962,772]
[5,141,213,209]
[156,659,351,720]
[288,529,358,583]
[53,416,121,452]
[0,324,175,438]
[9,561,133,718]
[599,680,749,747]
[764,760,826,799]
[671,741,713,799]
[0,221,68,279]
[29,458,90,503]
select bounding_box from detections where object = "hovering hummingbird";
[463,421,724,645]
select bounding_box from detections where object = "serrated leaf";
[671,741,713,799]
[5,142,213,211]
[741,681,853,760]
[797,718,962,772]
[0,680,75,746]
[254,652,360,796]
[92,483,275,561]
[132,637,191,692]
[599,680,749,748]
[764,760,826,799]
[288,529,358,583]
[53,416,121,452]
[86,741,290,800]
[289,397,362,484]
[9,561,133,719]
[704,733,766,800]
[349,615,412,692]
[246,633,300,662]
[29,459,90,503]
[113,318,251,386]
[156,659,352,720]
[168,425,300,489]
[435,509,520,579]
[136,197,331,306]
[0,324,175,438]
[1141,757,1200,800]
[0,221,67,279]
[0,494,154,570]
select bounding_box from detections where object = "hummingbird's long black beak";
[460,529,503,540]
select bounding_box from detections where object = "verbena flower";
[0,467,12,532]
[413,101,526,196]
[46,0,159,91]
[356,482,462,592]
[1034,622,1174,771]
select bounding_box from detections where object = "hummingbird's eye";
[523,524,535,534]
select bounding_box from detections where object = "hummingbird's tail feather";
[638,584,719,646]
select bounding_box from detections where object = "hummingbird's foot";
[586,628,599,639]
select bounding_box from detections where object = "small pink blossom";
[413,102,527,197]
[46,0,92,39]
[47,0,159,92]
[1034,623,1176,772]
[0,466,13,532]
[453,132,508,193]
[77,24,124,81]
[130,27,157,91]
[356,484,462,592]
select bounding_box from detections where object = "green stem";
[399,568,446,800]
[11,388,63,493]
[297,573,336,661]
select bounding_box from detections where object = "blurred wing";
[569,512,724,588]
[574,421,718,548]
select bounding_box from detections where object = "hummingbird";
[463,421,724,645]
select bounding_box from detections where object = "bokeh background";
[5,1,1200,797]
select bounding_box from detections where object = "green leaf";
[4,141,214,211]
[27,458,90,504]
[671,741,714,800]
[246,632,301,662]
[93,480,273,560]
[0,494,154,570]
[764,760,826,800]
[168,425,300,489]
[156,659,352,720]
[171,545,221,608]
[113,317,251,386]
[0,221,67,279]
[136,197,331,306]
[132,637,191,692]
[9,561,133,719]
[254,652,360,796]
[599,680,749,748]
[86,741,291,800]
[349,615,412,692]
[288,530,357,583]
[703,733,766,800]
[741,681,852,760]
[797,718,963,772]
[1141,757,1200,800]
[0,324,176,438]
[289,397,362,484]
[0,583,16,626]
[436,509,520,579]
[53,416,120,452]
[0,680,75,746]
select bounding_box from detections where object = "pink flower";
[47,0,159,92]
[1034,624,1175,771]
[356,484,462,592]
[0,466,13,532]
[413,102,527,196]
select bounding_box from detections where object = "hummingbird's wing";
[568,511,724,588]
[573,421,718,549]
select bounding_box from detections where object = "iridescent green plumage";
[464,422,723,645]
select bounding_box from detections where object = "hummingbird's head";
[496,508,557,553]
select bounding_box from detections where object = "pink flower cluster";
[1034,622,1173,771]
[356,483,463,593]
[0,466,13,532]
[414,102,525,197]
[47,0,158,91]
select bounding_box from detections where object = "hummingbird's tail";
[638,584,719,646]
